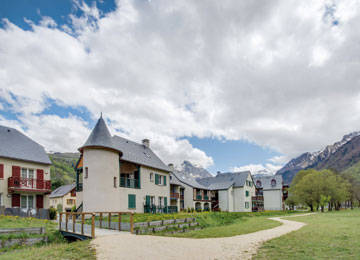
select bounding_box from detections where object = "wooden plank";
[65,214,68,232]
[118,213,121,231]
[81,214,84,235]
[72,214,76,233]
[91,214,95,238]
[59,213,62,230]
[130,213,134,234]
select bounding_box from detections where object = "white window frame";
[150,196,155,205]
[158,175,162,185]
[21,195,34,210]
[158,196,163,207]
[0,193,3,207]
[150,172,154,182]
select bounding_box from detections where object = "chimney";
[217,171,221,176]
[168,163,174,171]
[142,139,150,148]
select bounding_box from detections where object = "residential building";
[198,171,255,212]
[253,175,284,211]
[170,170,212,211]
[50,183,76,212]
[75,115,171,213]
[0,125,51,210]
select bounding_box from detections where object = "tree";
[288,169,350,211]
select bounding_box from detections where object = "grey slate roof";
[253,175,283,190]
[197,171,251,190]
[79,116,169,172]
[50,183,76,198]
[0,125,51,165]
[171,170,209,189]
[169,172,185,187]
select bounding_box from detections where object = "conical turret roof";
[79,115,121,153]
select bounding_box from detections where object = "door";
[36,195,44,209]
[37,169,44,189]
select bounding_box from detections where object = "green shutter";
[155,174,159,185]
[164,197,167,207]
[246,191,249,197]
[128,194,136,209]
[145,195,150,206]
[163,176,166,186]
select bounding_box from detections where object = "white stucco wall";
[218,189,229,211]
[118,165,170,213]
[263,189,282,210]
[82,148,121,212]
[0,157,50,208]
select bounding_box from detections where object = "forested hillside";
[49,153,80,190]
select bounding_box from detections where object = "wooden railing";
[59,211,135,238]
[8,177,51,193]
[170,192,180,199]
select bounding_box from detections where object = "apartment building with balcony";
[50,183,76,212]
[0,125,51,210]
[75,115,171,213]
[253,175,284,211]
[170,170,212,211]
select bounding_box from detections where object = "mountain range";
[177,160,213,178]
[276,132,360,184]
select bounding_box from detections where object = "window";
[114,177,117,188]
[158,196,163,207]
[150,172,154,182]
[67,199,75,205]
[256,180,262,187]
[128,194,136,209]
[158,175,162,185]
[21,168,34,187]
[0,193,2,207]
[271,179,277,187]
[85,167,88,178]
[245,202,249,209]
[246,190,249,197]
[21,195,34,210]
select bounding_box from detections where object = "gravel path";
[92,213,314,260]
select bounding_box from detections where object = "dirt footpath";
[92,213,314,260]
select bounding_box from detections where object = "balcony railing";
[204,195,209,201]
[76,183,83,192]
[120,177,140,189]
[171,192,180,199]
[180,194,184,200]
[196,195,202,200]
[144,205,178,214]
[8,177,51,193]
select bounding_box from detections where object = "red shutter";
[36,195,44,209]
[37,169,44,189]
[12,194,20,207]
[12,166,20,177]
[0,164,3,179]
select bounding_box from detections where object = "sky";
[1,0,360,175]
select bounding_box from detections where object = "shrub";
[191,207,195,213]
[187,207,191,213]
[57,204,63,213]
[71,205,77,212]
[49,207,57,220]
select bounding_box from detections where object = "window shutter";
[0,164,3,179]
[37,169,44,189]
[163,176,166,186]
[145,195,150,206]
[12,194,20,207]
[155,174,159,185]
[36,195,44,209]
[128,194,136,208]
[164,197,167,207]
[12,166,20,177]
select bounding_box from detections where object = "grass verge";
[254,209,360,260]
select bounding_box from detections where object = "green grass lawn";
[0,216,95,260]
[254,209,360,260]
[168,216,281,238]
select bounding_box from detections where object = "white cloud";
[230,164,282,176]
[1,0,360,168]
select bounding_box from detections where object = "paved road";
[92,213,315,260]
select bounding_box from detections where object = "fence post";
[65,213,68,232]
[91,214,95,238]
[130,212,134,234]
[108,213,111,229]
[59,213,62,230]
[118,213,121,231]
[81,213,84,235]
[72,214,76,233]
[99,213,102,229]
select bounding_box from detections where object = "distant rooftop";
[0,125,51,165]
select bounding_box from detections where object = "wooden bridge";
[59,212,134,240]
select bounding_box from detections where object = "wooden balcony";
[8,177,51,194]
[170,192,180,199]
